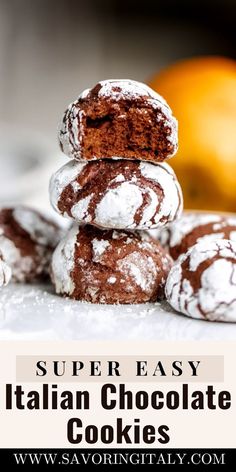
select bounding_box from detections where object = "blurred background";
[1,0,236,213]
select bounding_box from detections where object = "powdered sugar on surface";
[159,213,222,249]
[166,239,236,322]
[53,160,182,229]
[157,212,236,256]
[1,281,236,340]
[71,181,81,192]
[50,160,86,213]
[92,238,110,262]
[230,231,236,240]
[59,103,84,159]
[71,195,93,222]
[170,213,222,247]
[107,276,116,284]
[224,217,236,226]
[140,162,183,225]
[139,188,159,227]
[0,230,35,282]
[198,259,236,318]
[118,251,157,293]
[111,174,125,183]
[195,232,225,245]
[95,182,143,229]
[13,206,60,248]
[96,79,168,105]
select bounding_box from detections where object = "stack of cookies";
[49,79,183,304]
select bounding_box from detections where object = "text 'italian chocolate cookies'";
[165,239,236,322]
[59,79,178,163]
[0,206,61,282]
[155,212,236,260]
[50,159,183,230]
[51,225,173,304]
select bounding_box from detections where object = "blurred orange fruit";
[148,56,236,211]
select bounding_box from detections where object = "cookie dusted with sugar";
[59,79,178,163]
[50,159,183,230]
[51,225,173,304]
[154,212,236,260]
[0,252,11,287]
[165,239,236,322]
[0,206,62,282]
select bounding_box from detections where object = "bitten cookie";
[50,159,183,230]
[51,225,173,304]
[165,239,236,322]
[59,79,178,163]
[0,252,11,287]
[0,206,61,282]
[153,212,236,260]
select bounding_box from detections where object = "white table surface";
[0,283,236,341]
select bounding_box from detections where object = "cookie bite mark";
[59,79,178,163]
[51,225,173,304]
[50,159,182,230]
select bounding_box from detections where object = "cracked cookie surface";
[165,239,236,322]
[0,206,62,282]
[50,159,183,230]
[51,224,173,304]
[154,212,236,260]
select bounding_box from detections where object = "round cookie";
[50,159,183,230]
[0,206,62,282]
[0,252,11,287]
[165,239,236,322]
[51,225,173,304]
[154,212,236,260]
[59,79,178,163]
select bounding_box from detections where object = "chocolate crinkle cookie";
[51,224,173,304]
[50,159,183,230]
[152,212,236,260]
[59,79,178,163]
[165,239,236,322]
[0,206,62,282]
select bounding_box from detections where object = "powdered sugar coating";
[166,239,236,322]
[49,160,86,217]
[51,225,79,295]
[95,182,143,228]
[94,79,169,104]
[49,159,183,230]
[13,206,60,247]
[164,213,221,248]
[154,212,236,260]
[117,251,158,292]
[139,162,183,225]
[0,206,62,283]
[0,253,11,287]
[0,232,33,282]
[59,79,178,161]
[71,195,93,222]
[92,238,110,262]
[51,225,173,304]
